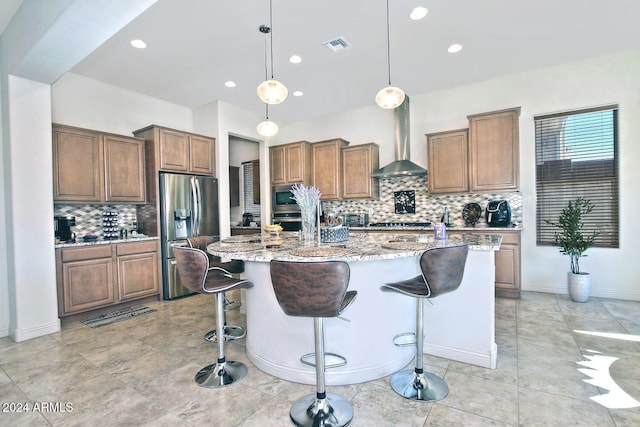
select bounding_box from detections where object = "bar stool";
[174,245,253,388]
[381,244,468,402]
[187,236,245,342]
[270,260,357,427]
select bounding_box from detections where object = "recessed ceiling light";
[293,91,304,97]
[448,43,463,53]
[130,39,147,49]
[410,7,428,20]
[224,81,236,88]
[289,55,302,64]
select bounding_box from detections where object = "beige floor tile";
[426,403,514,426]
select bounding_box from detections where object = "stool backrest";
[270,260,353,318]
[187,236,215,251]
[187,236,245,275]
[419,245,468,298]
[173,246,209,294]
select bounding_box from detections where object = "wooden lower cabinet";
[56,240,160,317]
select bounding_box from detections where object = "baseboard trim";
[10,319,61,342]
[522,283,640,301]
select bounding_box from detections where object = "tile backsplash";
[54,204,138,237]
[322,176,522,226]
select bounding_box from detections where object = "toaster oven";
[345,213,369,227]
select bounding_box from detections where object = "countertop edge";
[55,236,159,249]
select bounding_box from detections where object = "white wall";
[52,73,194,135]
[285,49,640,300]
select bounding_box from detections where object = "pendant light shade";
[257,119,279,137]
[257,79,288,105]
[257,2,287,105]
[376,0,405,109]
[376,86,405,110]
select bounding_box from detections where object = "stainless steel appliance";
[242,212,253,226]
[272,184,301,213]
[485,200,511,227]
[272,212,302,231]
[54,216,76,242]
[159,172,220,299]
[345,213,369,227]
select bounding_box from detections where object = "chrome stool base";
[290,393,353,427]
[195,360,248,388]
[390,369,449,402]
[203,324,246,342]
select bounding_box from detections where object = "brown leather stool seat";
[174,245,252,388]
[270,260,357,427]
[381,244,468,402]
[187,236,245,342]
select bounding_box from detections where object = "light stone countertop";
[54,235,159,249]
[208,232,502,263]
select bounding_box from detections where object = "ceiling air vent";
[323,37,351,52]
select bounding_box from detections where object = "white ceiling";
[8,0,640,123]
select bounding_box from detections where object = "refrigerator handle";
[190,176,198,236]
[192,177,202,236]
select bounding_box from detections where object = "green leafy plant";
[546,197,601,274]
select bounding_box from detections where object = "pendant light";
[375,0,405,109]
[257,1,288,105]
[257,104,279,136]
[257,25,279,136]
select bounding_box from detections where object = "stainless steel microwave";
[272,184,301,213]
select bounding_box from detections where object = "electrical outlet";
[368,207,374,215]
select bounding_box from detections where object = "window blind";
[535,105,619,248]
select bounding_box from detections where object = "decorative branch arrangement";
[290,183,322,212]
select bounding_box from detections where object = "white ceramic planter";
[568,272,591,303]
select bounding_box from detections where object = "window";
[535,105,619,248]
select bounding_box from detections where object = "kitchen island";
[208,232,501,386]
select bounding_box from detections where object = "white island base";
[243,248,497,386]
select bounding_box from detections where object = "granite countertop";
[55,235,159,249]
[351,223,521,232]
[208,232,502,263]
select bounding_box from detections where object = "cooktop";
[368,222,432,227]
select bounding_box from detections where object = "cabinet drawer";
[117,240,158,256]
[61,245,113,262]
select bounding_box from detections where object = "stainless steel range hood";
[371,96,427,178]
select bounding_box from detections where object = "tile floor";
[1,291,639,426]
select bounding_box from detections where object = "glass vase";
[301,208,316,246]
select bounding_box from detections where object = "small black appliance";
[485,200,511,227]
[242,212,254,226]
[54,216,76,242]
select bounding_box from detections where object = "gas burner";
[369,222,432,227]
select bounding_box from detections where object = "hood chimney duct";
[371,96,427,178]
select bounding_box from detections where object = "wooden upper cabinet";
[53,125,103,202]
[103,134,146,203]
[342,143,379,199]
[312,138,349,200]
[270,141,311,185]
[156,127,215,175]
[427,129,469,194]
[468,107,520,192]
[158,128,189,172]
[53,124,145,204]
[189,134,215,175]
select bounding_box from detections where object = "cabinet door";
[117,251,160,301]
[286,143,307,183]
[313,139,348,200]
[103,134,146,203]
[252,160,261,204]
[494,233,521,298]
[270,145,286,184]
[468,108,520,191]
[189,134,215,175]
[229,166,240,207]
[342,143,379,199]
[427,130,469,194]
[159,128,189,172]
[61,257,115,315]
[53,125,103,202]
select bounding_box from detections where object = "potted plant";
[546,197,601,302]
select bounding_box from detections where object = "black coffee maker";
[242,213,253,226]
[55,216,76,242]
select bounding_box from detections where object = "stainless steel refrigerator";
[159,172,220,299]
